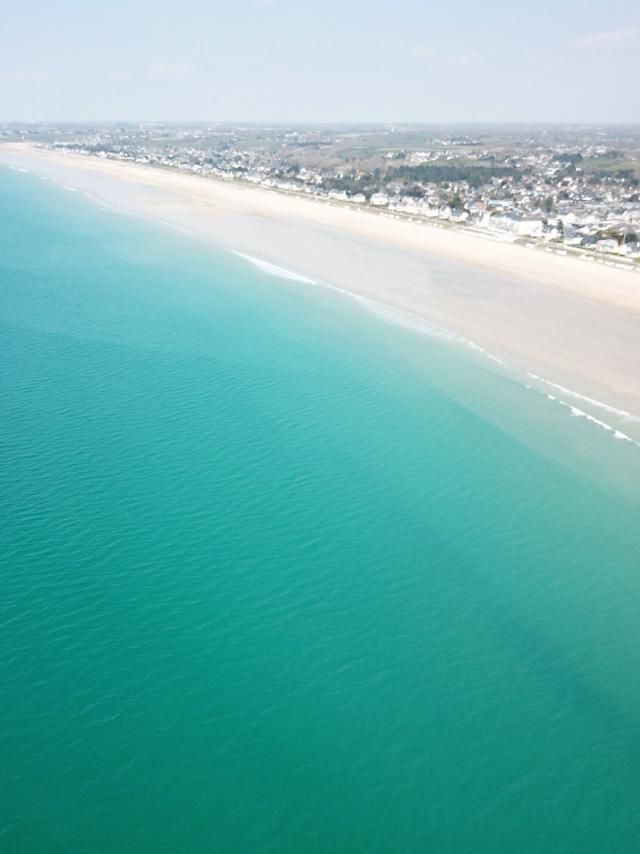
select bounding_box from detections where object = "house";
[515,219,545,237]
[596,239,620,253]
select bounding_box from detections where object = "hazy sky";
[1,0,638,123]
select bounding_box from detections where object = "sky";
[1,0,639,123]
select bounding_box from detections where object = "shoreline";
[1,142,639,426]
[5,144,640,312]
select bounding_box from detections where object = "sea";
[2,165,640,853]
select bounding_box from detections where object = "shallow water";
[2,168,640,853]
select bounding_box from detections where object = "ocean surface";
[2,166,640,853]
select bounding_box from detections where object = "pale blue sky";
[1,0,638,122]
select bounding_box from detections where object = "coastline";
[1,142,640,426]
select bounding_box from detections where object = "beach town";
[3,121,639,271]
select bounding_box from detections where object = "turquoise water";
[2,168,640,853]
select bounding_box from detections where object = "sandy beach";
[2,142,640,424]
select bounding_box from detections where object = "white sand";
[2,143,640,422]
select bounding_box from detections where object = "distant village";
[4,122,640,270]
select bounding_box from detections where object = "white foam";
[231,251,318,286]
[358,299,505,364]
[231,250,506,367]
[545,394,640,447]
[528,373,639,423]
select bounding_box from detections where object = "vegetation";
[386,163,520,187]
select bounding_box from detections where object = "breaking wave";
[231,250,640,451]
